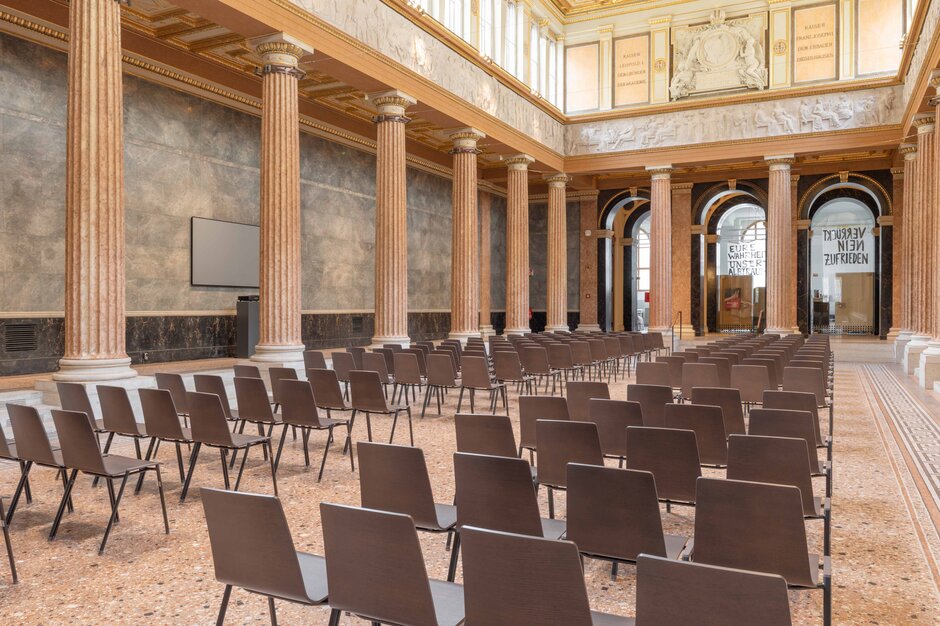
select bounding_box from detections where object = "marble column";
[448,128,485,343]
[906,116,934,375]
[891,151,913,360]
[765,155,797,335]
[790,174,801,332]
[647,166,673,338]
[671,182,694,338]
[505,154,535,335]
[56,0,136,381]
[578,193,602,331]
[251,37,310,365]
[479,190,495,337]
[370,90,416,346]
[921,100,940,387]
[544,174,570,332]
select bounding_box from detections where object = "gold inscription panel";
[613,34,649,108]
[793,3,837,83]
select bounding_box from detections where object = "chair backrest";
[567,464,668,562]
[382,343,404,352]
[656,356,685,388]
[626,384,674,427]
[0,420,11,458]
[233,364,262,379]
[427,353,457,386]
[648,332,665,350]
[268,367,298,404]
[303,350,327,371]
[349,370,391,413]
[520,347,551,375]
[186,392,236,446]
[762,390,823,445]
[392,352,423,386]
[138,388,187,440]
[320,503,440,626]
[663,403,727,465]
[372,348,396,376]
[154,373,190,414]
[346,347,365,369]
[460,525,594,626]
[636,361,672,387]
[730,365,773,403]
[493,351,526,382]
[200,488,309,603]
[587,339,608,363]
[569,341,593,366]
[680,363,720,400]
[782,367,828,407]
[279,379,324,427]
[587,399,643,457]
[565,381,610,421]
[697,357,731,387]
[361,352,390,380]
[453,452,544,536]
[430,349,458,378]
[748,408,824,474]
[7,403,57,465]
[234,376,276,423]
[742,358,780,388]
[727,434,817,515]
[455,413,518,458]
[460,356,492,389]
[193,374,235,419]
[331,352,355,381]
[307,369,348,410]
[711,351,741,365]
[51,409,106,474]
[626,426,701,503]
[97,385,143,436]
[635,555,793,626]
[547,343,575,369]
[535,420,604,488]
[402,348,428,377]
[690,387,745,436]
[518,395,569,451]
[693,477,815,587]
[56,382,97,427]
[358,442,439,529]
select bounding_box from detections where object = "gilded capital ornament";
[506,154,535,170]
[645,165,673,180]
[449,128,485,154]
[544,173,570,187]
[765,154,795,171]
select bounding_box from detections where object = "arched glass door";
[810,199,877,334]
[716,204,766,332]
[632,214,651,330]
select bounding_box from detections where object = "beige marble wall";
[529,200,581,311]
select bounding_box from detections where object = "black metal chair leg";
[60,468,75,513]
[99,472,129,554]
[135,437,158,494]
[328,608,341,626]
[268,596,277,626]
[175,441,186,483]
[105,477,120,524]
[267,442,278,496]
[216,584,232,626]
[344,411,357,454]
[233,446,250,492]
[220,449,231,490]
[547,486,555,519]
[154,465,170,534]
[19,461,32,504]
[6,461,33,525]
[365,413,373,442]
[389,412,399,444]
[317,427,332,482]
[345,421,356,471]
[0,499,16,584]
[406,407,414,446]
[447,533,461,582]
[457,387,465,412]
[302,428,311,467]
[179,442,202,502]
[93,432,116,488]
[274,425,290,472]
[49,469,78,540]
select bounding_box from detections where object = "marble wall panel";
[527,200,581,312]
[489,194,508,311]
[407,169,452,311]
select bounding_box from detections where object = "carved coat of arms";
[670,9,768,100]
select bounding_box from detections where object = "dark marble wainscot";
[126,315,236,364]
[302,313,374,350]
[0,317,64,376]
[409,312,450,342]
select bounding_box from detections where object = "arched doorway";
[598,190,651,331]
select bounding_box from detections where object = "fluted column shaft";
[56,0,135,381]
[578,194,601,331]
[671,182,694,336]
[479,191,494,335]
[505,154,535,334]
[252,39,307,363]
[545,174,570,332]
[905,117,933,375]
[647,166,673,333]
[765,155,796,335]
[790,174,800,331]
[899,146,916,335]
[371,91,416,345]
[916,110,940,386]
[449,129,485,342]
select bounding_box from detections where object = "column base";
[53,356,137,382]
[448,330,480,344]
[577,324,602,332]
[891,330,913,363]
[674,324,695,339]
[764,327,797,336]
[545,325,570,333]
[504,327,531,336]
[251,343,306,365]
[904,335,930,375]
[371,335,410,349]
[479,325,496,338]
[918,342,940,388]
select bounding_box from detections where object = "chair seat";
[540,517,567,540]
[229,433,268,448]
[591,610,635,626]
[428,579,466,626]
[664,534,689,560]
[99,453,156,476]
[432,503,457,530]
[319,403,353,412]
[297,552,329,604]
[242,415,283,425]
[0,441,18,461]
[317,417,351,428]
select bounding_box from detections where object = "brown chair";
[763,389,829,454]
[690,386,746,436]
[783,366,833,437]
[569,341,597,380]
[627,383,674,427]
[193,374,240,424]
[493,350,535,395]
[267,367,298,413]
[742,357,780,388]
[698,356,732,387]
[520,346,562,394]
[320,502,465,626]
[679,363,720,401]
[330,351,355,396]
[457,356,507,415]
[5,404,74,525]
[49,409,169,554]
[55,382,106,433]
[138,387,195,484]
[347,346,366,369]
[626,426,701,508]
[567,464,688,579]
[154,373,192,422]
[656,355,685,389]
[727,434,830,554]
[181,391,276,502]
[349,369,413,446]
[201,488,328,624]
[454,413,520,460]
[535,419,604,518]
[588,398,643,465]
[233,364,263,379]
[460,525,632,626]
[393,352,425,407]
[663,403,727,466]
[233,376,284,463]
[565,380,610,422]
[636,361,672,387]
[517,395,569,460]
[730,364,773,407]
[97,385,150,461]
[691,477,830,625]
[0,420,32,516]
[634,554,793,626]
[547,343,584,381]
[275,379,353,480]
[588,339,614,382]
[748,408,831,496]
[403,347,430,379]
[450,452,567,582]
[372,348,397,377]
[358,442,457,568]
[303,350,327,371]
[307,368,354,420]
[361,351,394,387]
[423,353,462,417]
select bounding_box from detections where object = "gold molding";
[797,172,893,216]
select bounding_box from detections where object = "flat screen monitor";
[190,216,260,288]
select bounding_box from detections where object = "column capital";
[913,113,935,133]
[506,154,535,170]
[645,165,673,179]
[671,181,694,191]
[369,90,417,120]
[448,127,485,153]
[930,68,940,90]
[790,173,800,185]
[544,173,570,187]
[765,154,795,170]
[900,142,918,158]
[891,166,904,178]
[252,33,312,67]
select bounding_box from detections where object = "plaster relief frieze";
[565,85,901,155]
[294,0,565,153]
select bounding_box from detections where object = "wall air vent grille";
[3,323,39,352]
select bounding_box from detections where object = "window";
[444,0,463,37]
[547,37,558,107]
[530,21,539,89]
[716,204,767,332]
[480,0,494,58]
[505,2,518,78]
[633,214,652,330]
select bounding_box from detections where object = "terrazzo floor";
[0,361,939,624]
